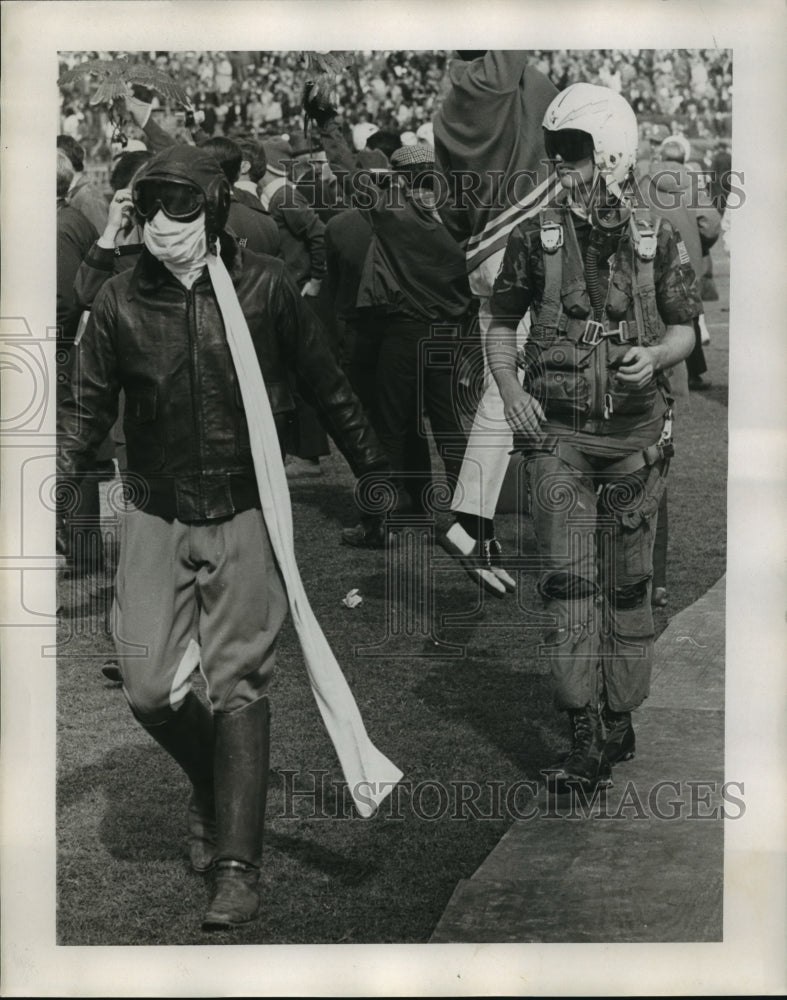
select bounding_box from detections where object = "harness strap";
[546,438,669,476]
[630,209,663,346]
[535,208,564,336]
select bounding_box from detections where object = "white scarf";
[143,212,208,289]
[205,242,403,818]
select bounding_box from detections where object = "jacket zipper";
[185,284,205,511]
[595,250,617,423]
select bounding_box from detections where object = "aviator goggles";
[543,128,595,164]
[132,179,205,222]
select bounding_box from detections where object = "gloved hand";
[123,88,153,128]
[301,81,337,127]
[301,277,323,298]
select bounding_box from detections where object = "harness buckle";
[582,319,605,346]
[636,234,658,261]
[540,221,564,254]
[612,319,633,344]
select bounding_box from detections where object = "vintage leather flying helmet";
[132,144,231,250]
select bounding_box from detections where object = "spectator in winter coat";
[57,133,109,233]
[199,136,282,257]
[56,149,102,579]
[259,136,331,476]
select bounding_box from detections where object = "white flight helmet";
[542,82,639,200]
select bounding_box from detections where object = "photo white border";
[1,0,786,995]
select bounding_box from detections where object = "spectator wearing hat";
[365,129,401,162]
[259,136,326,292]
[349,140,474,538]
[288,130,345,223]
[234,139,267,207]
[651,135,720,390]
[259,135,331,477]
[352,122,379,152]
[416,121,435,147]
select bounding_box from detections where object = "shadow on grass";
[687,383,729,409]
[289,480,359,528]
[266,829,379,886]
[412,652,560,780]
[58,744,190,865]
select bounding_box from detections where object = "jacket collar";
[127,230,243,299]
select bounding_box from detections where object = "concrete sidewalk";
[431,576,726,943]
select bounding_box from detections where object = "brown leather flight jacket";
[57,234,388,521]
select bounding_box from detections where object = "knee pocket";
[539,570,598,601]
[610,579,649,610]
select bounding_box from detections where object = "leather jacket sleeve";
[57,283,121,482]
[271,265,389,477]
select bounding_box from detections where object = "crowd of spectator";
[60,48,732,176]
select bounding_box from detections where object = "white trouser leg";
[451,299,526,521]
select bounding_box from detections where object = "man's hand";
[615,346,657,389]
[98,187,134,248]
[500,381,546,440]
[301,278,323,298]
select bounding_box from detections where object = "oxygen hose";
[586,203,631,320]
[585,234,606,321]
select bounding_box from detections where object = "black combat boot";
[547,704,612,793]
[202,697,270,931]
[141,691,216,872]
[602,704,636,765]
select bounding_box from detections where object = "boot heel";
[202,861,260,930]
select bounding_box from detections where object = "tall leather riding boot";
[140,691,216,872]
[202,696,271,931]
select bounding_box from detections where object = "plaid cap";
[389,143,435,168]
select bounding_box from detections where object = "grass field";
[56,246,729,947]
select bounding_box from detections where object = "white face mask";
[143,210,208,287]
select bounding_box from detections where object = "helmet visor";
[133,179,205,222]
[543,128,595,163]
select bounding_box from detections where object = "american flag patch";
[677,240,691,266]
